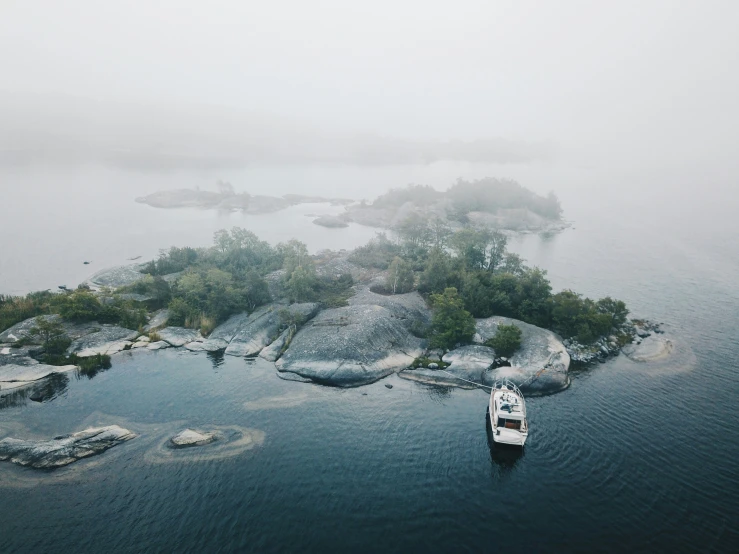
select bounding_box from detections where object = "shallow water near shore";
[1,162,739,551]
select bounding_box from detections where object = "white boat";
[489,380,529,447]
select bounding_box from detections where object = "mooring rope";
[437,369,493,390]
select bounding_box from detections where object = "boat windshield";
[497,417,522,430]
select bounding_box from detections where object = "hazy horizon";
[2,1,738,176]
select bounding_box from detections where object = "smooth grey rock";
[427,362,439,369]
[169,429,216,447]
[0,362,77,391]
[313,215,349,228]
[157,327,202,347]
[475,316,570,394]
[86,265,146,289]
[259,325,296,362]
[66,325,138,357]
[144,309,170,331]
[0,425,136,469]
[442,345,497,370]
[0,314,62,343]
[348,288,431,330]
[225,303,319,357]
[197,338,230,352]
[147,341,171,351]
[276,304,425,387]
[184,341,208,352]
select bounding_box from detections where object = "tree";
[394,213,432,250]
[418,248,461,294]
[285,266,318,302]
[485,324,522,358]
[428,288,476,350]
[29,316,70,355]
[279,239,311,274]
[386,257,414,294]
[487,230,508,272]
[596,297,629,328]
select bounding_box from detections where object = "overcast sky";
[2,0,738,168]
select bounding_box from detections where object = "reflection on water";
[206,349,225,369]
[0,373,70,410]
[29,373,69,403]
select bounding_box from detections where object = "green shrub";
[484,324,522,358]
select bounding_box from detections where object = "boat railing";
[493,379,527,415]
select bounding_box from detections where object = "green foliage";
[551,290,615,343]
[348,233,402,269]
[449,227,507,271]
[447,178,562,220]
[428,288,476,350]
[371,184,441,209]
[484,324,522,358]
[417,248,462,294]
[142,246,200,275]
[285,266,319,303]
[117,275,171,307]
[50,290,147,329]
[29,316,71,355]
[314,273,355,308]
[386,256,415,294]
[0,291,55,333]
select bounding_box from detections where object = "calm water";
[1,162,738,552]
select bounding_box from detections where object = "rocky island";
[135,178,569,235]
[1,206,663,403]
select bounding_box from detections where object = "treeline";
[350,223,628,345]
[369,178,562,221]
[133,229,353,334]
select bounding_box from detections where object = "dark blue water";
[1,164,738,552]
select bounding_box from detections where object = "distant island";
[2,194,671,403]
[136,178,570,234]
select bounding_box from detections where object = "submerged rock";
[0,425,136,469]
[169,429,217,448]
[276,304,425,387]
[622,335,674,362]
